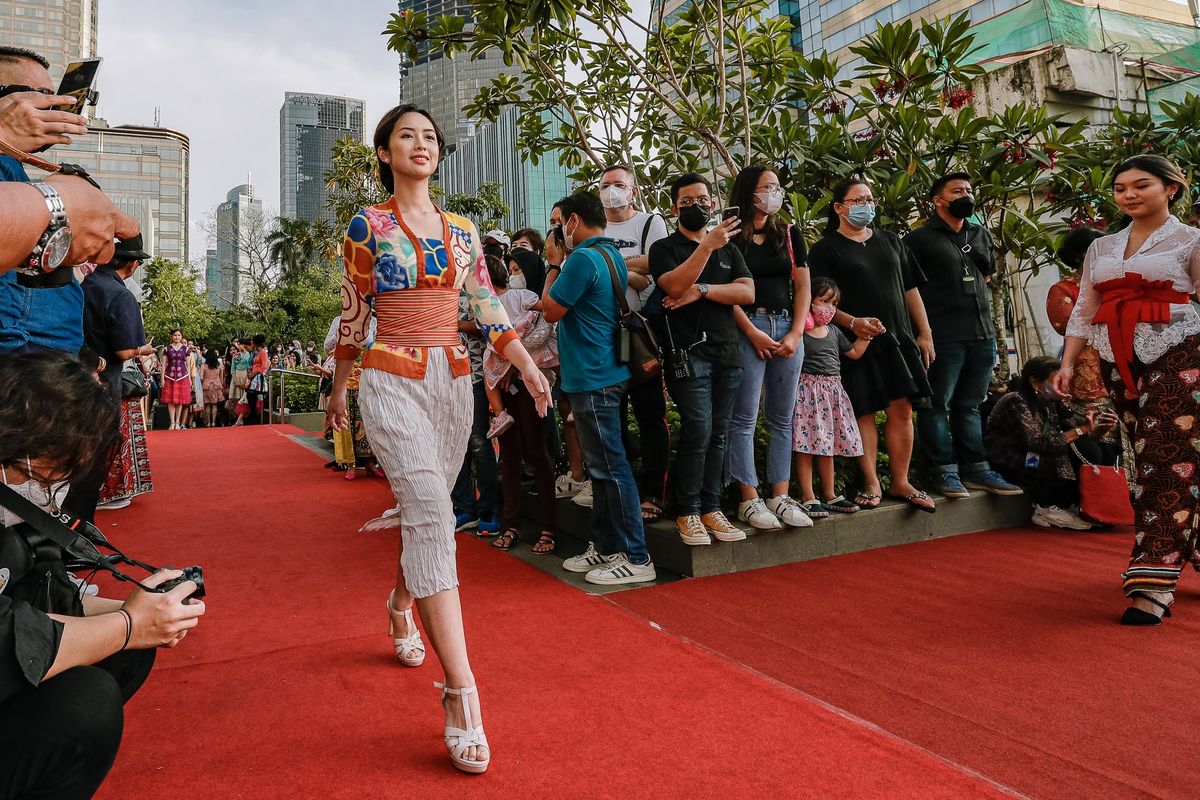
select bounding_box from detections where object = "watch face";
[40,226,72,272]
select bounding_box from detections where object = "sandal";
[434,682,490,774]
[1121,593,1173,626]
[641,499,664,523]
[492,529,518,551]
[531,532,557,554]
[853,491,882,510]
[888,489,937,513]
[386,591,426,667]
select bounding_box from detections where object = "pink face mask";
[811,305,836,327]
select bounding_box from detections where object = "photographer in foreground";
[0,350,204,799]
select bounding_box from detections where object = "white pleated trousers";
[357,349,473,598]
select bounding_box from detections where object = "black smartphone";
[57,57,102,115]
[722,206,740,221]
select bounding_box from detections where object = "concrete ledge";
[279,411,325,432]
[542,491,1032,578]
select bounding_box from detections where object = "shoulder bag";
[1069,441,1134,525]
[589,244,663,387]
[121,367,149,399]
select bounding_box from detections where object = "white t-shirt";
[604,209,669,312]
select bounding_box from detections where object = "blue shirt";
[0,155,85,355]
[82,266,146,401]
[548,236,631,393]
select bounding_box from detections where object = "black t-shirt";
[903,216,995,342]
[81,266,146,402]
[737,225,807,313]
[648,231,753,367]
[807,230,925,342]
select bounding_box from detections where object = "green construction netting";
[1149,73,1200,121]
[967,0,1200,70]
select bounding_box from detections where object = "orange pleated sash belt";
[374,288,461,348]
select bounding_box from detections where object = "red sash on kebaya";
[1091,272,1188,397]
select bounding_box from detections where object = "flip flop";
[853,492,882,510]
[531,532,557,554]
[492,530,518,551]
[889,490,937,514]
[641,499,664,523]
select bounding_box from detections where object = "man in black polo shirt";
[649,172,754,546]
[67,235,154,520]
[904,173,1021,499]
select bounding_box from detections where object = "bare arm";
[905,287,935,368]
[656,218,741,297]
[541,266,567,323]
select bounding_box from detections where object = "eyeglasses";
[0,84,54,98]
[677,197,714,208]
[839,197,875,207]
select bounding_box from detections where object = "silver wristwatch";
[21,182,72,276]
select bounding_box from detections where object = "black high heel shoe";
[1120,593,1173,626]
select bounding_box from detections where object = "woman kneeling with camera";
[0,351,205,799]
[986,356,1123,530]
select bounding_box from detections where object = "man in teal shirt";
[542,190,655,585]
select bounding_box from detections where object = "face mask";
[845,204,876,228]
[754,188,784,215]
[0,460,69,529]
[678,204,712,233]
[508,274,527,290]
[947,196,975,219]
[599,185,632,209]
[563,220,578,251]
[811,305,836,327]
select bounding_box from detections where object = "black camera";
[156,566,205,601]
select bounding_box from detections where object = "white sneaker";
[676,515,712,546]
[766,495,814,528]
[585,554,657,585]
[737,498,782,530]
[1031,504,1094,531]
[562,542,618,573]
[571,480,593,508]
[96,498,131,511]
[555,473,584,498]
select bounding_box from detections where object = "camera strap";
[0,136,103,189]
[0,483,160,590]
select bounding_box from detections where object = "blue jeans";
[666,355,743,515]
[725,311,804,488]
[451,380,500,518]
[568,381,650,565]
[0,271,84,355]
[916,338,995,475]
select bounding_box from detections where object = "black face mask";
[678,205,712,233]
[947,196,975,220]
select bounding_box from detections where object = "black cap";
[111,234,151,262]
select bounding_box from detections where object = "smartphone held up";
[58,57,102,116]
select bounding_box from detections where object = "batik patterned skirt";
[100,399,154,503]
[332,388,373,467]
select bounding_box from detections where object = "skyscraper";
[213,184,263,309]
[0,0,98,83]
[279,92,365,224]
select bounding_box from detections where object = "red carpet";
[91,427,1007,799]
[610,529,1200,800]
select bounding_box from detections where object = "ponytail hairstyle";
[824,176,870,237]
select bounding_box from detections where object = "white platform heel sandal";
[386,591,425,667]
[434,682,490,774]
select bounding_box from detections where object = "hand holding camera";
[121,568,206,650]
[701,214,740,251]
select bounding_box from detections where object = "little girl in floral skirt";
[793,276,873,518]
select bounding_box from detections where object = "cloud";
[98,0,402,264]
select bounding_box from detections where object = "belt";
[1092,272,1188,398]
[747,307,790,316]
[374,288,461,348]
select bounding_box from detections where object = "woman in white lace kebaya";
[1057,155,1200,626]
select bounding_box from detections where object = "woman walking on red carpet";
[327,104,551,774]
[1057,154,1200,626]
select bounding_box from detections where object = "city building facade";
[0,0,97,83]
[279,92,364,225]
[213,183,262,309]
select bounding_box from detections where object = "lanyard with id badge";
[957,228,977,295]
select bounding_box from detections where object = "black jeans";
[450,381,500,520]
[665,355,743,516]
[498,385,556,534]
[0,649,155,800]
[621,375,670,503]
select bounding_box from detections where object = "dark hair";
[485,254,507,289]
[238,337,251,347]
[811,275,841,305]
[512,228,545,254]
[825,176,870,236]
[507,248,547,296]
[170,328,182,337]
[929,171,972,199]
[0,351,120,484]
[373,104,446,195]
[1057,227,1104,271]
[1112,155,1187,206]
[77,346,102,375]
[557,190,607,230]
[204,349,220,369]
[600,164,635,181]
[670,172,712,205]
[1009,355,1061,401]
[729,165,787,255]
[0,45,50,70]
[252,334,266,347]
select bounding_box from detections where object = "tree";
[266,217,318,283]
[443,181,510,230]
[141,257,214,344]
[325,134,389,233]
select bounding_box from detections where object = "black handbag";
[589,244,663,387]
[121,367,149,399]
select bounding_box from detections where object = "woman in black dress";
[807,177,936,511]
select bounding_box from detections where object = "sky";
[96,0,404,266]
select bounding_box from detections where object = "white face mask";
[754,188,785,215]
[599,185,632,209]
[563,219,578,251]
[508,274,527,290]
[1,460,70,529]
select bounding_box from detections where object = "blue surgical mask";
[846,204,876,228]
